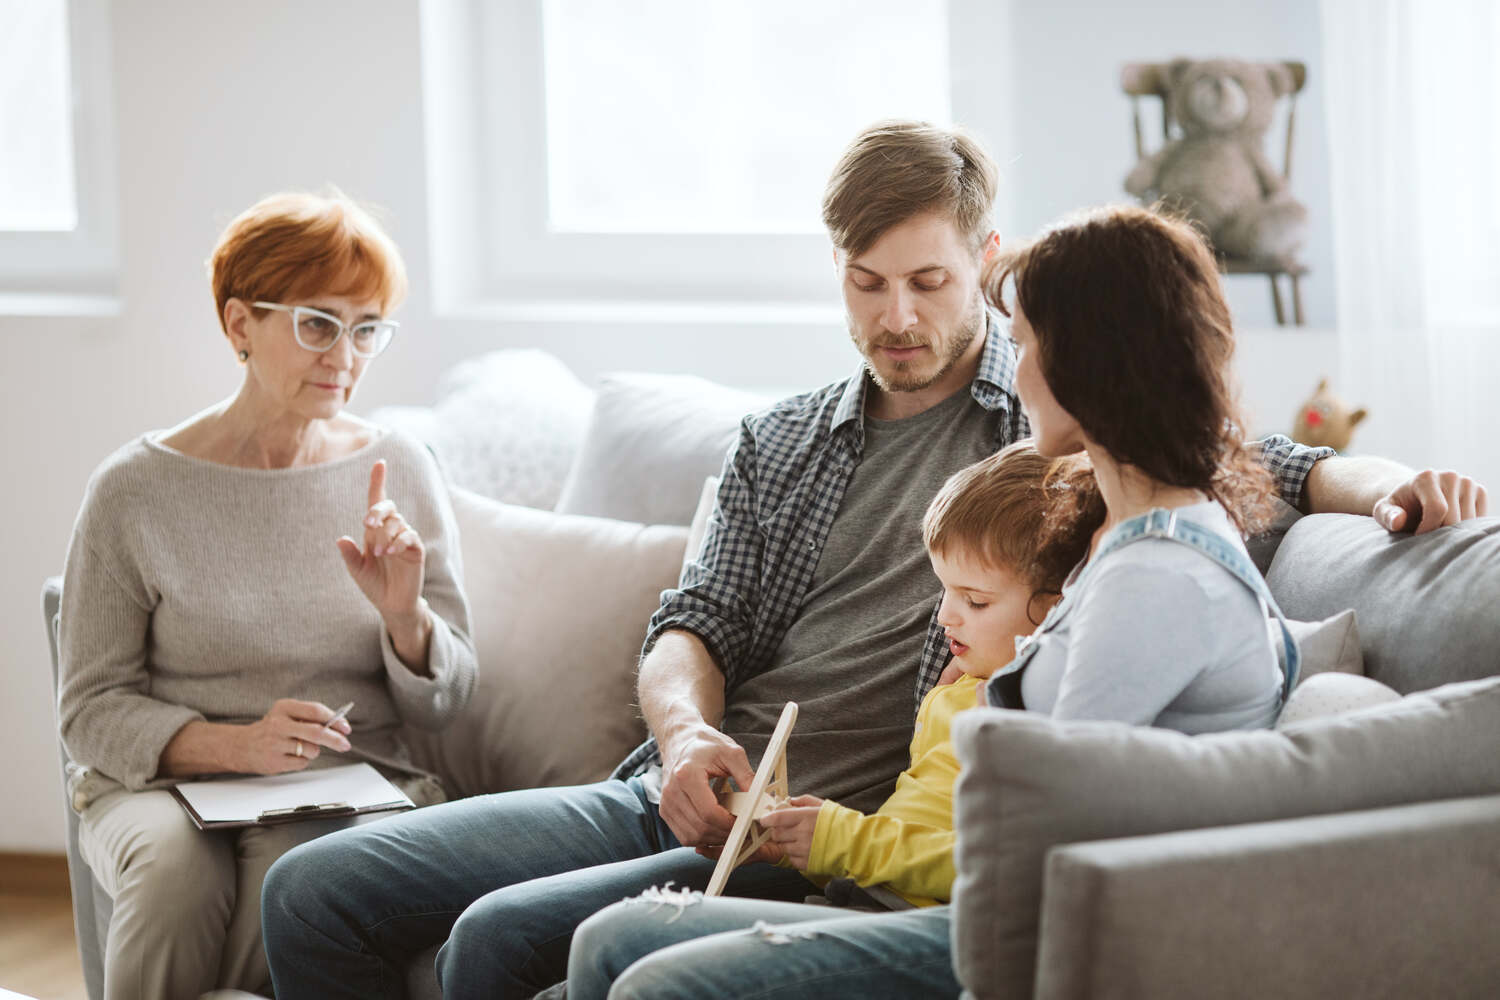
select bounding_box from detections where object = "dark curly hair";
[985,204,1273,535]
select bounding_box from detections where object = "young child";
[756,439,1096,906]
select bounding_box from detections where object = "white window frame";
[0,0,119,311]
[419,0,1009,321]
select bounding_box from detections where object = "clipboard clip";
[258,801,357,821]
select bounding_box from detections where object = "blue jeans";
[568,895,960,999]
[261,777,817,999]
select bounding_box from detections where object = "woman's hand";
[758,795,825,870]
[235,698,353,775]
[337,461,433,669]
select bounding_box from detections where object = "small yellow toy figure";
[1293,377,1367,451]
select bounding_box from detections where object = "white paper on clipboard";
[173,762,412,827]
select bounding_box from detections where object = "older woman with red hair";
[57,190,476,999]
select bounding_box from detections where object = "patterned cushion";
[372,350,594,509]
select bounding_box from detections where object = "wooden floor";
[0,854,87,1000]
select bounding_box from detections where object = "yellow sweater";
[804,674,979,907]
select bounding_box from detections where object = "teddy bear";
[1292,378,1367,452]
[1123,58,1308,264]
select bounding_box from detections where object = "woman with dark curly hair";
[978,202,1295,726]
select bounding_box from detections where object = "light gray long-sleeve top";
[57,428,477,800]
[1019,500,1283,733]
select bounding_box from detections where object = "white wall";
[0,0,1334,851]
[987,0,1335,329]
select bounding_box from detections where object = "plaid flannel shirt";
[613,316,1335,779]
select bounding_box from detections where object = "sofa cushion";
[950,676,1500,999]
[554,373,770,526]
[403,488,688,798]
[372,350,594,509]
[1266,514,1500,692]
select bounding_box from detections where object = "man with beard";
[263,121,1488,1000]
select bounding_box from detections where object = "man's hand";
[1372,469,1489,535]
[658,724,756,850]
[759,795,824,871]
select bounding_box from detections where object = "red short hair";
[207,189,407,332]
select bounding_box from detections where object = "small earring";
[238,349,249,362]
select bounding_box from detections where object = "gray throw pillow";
[950,676,1500,999]
[554,374,770,526]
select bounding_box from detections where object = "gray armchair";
[44,576,107,1000]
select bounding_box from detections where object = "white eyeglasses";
[252,301,399,358]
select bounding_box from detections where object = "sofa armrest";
[1034,794,1500,1000]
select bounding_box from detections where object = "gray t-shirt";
[721,386,994,813]
[1020,500,1283,732]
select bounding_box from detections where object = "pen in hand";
[322,701,355,738]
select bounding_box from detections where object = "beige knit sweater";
[58,427,476,805]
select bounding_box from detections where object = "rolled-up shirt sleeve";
[1249,434,1336,511]
[641,421,762,690]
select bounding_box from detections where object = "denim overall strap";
[1092,508,1301,700]
[989,507,1300,709]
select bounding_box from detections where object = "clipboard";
[170,762,415,830]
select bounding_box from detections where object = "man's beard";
[850,296,985,394]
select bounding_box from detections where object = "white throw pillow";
[554,373,771,526]
[373,350,594,509]
[1273,608,1364,683]
[402,487,688,797]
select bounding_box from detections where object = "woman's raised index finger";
[368,460,387,508]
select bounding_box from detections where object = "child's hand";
[759,795,824,870]
[936,660,966,686]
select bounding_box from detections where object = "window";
[0,0,76,230]
[541,0,949,235]
[1408,0,1500,324]
[421,0,997,317]
[0,0,118,307]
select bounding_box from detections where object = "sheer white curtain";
[1322,0,1500,487]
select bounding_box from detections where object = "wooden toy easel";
[705,701,798,897]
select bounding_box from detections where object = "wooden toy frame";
[705,701,798,897]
